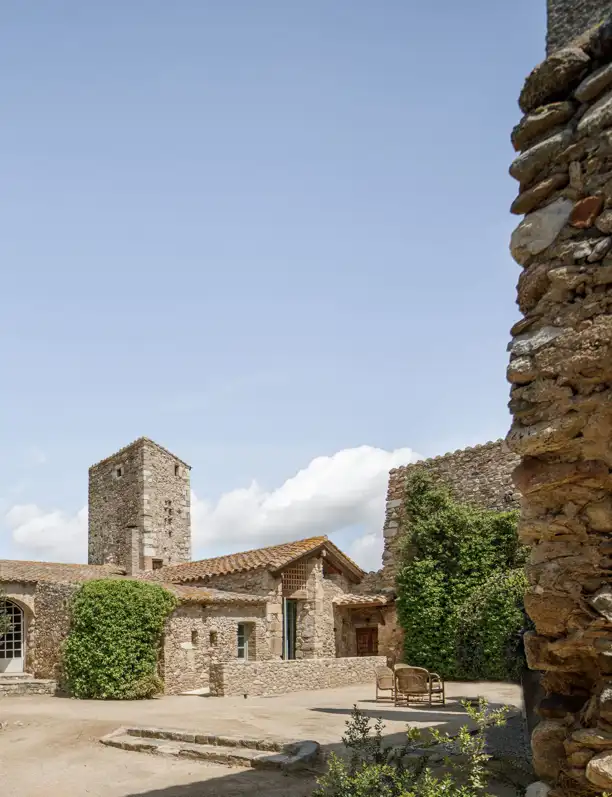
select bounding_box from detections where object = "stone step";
[104,734,264,766]
[0,678,56,697]
[100,726,320,771]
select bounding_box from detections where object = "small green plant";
[63,579,177,700]
[314,699,509,797]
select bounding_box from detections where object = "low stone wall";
[209,656,386,697]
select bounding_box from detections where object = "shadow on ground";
[120,702,528,797]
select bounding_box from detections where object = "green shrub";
[455,568,529,682]
[63,579,177,700]
[396,471,525,680]
[314,700,509,797]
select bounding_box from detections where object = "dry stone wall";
[209,656,386,697]
[381,441,520,585]
[161,602,270,695]
[507,14,612,793]
[31,581,78,682]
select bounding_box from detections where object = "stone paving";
[0,681,522,797]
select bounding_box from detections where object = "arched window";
[0,599,24,673]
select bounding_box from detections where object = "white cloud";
[5,504,87,563]
[3,445,419,570]
[190,445,419,569]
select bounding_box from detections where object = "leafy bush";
[456,569,530,682]
[63,579,177,699]
[396,471,525,680]
[314,699,509,797]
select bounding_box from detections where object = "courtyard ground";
[0,681,522,797]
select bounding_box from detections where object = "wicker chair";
[394,666,445,706]
[375,666,395,702]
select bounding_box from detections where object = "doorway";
[283,599,297,660]
[0,600,24,673]
[355,627,378,657]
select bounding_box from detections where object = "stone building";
[0,437,388,696]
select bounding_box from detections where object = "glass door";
[283,599,297,660]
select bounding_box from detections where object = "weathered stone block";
[510,198,573,265]
[512,103,577,152]
[532,720,568,780]
[511,173,570,216]
[586,750,612,789]
[510,134,571,186]
[519,48,591,113]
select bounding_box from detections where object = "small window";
[115,466,123,478]
[174,464,180,476]
[237,624,248,660]
[152,559,163,570]
[191,629,198,646]
[209,631,218,646]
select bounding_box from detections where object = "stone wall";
[31,581,78,681]
[88,440,143,571]
[381,440,520,585]
[508,14,612,792]
[209,656,386,697]
[142,439,191,568]
[88,438,191,574]
[161,602,270,695]
[547,0,611,54]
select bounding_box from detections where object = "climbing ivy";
[455,568,530,682]
[396,471,525,680]
[63,579,177,699]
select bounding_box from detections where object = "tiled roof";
[141,536,365,584]
[332,593,392,607]
[167,585,267,605]
[0,560,125,584]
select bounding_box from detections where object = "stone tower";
[88,437,191,574]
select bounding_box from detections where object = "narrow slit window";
[191,629,198,646]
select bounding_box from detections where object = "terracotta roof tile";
[332,594,392,607]
[140,536,365,583]
[0,560,125,584]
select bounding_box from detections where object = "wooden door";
[355,627,378,657]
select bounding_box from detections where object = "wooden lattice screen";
[281,562,308,595]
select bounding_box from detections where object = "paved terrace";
[0,681,522,797]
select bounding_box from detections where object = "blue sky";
[0,1,545,568]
